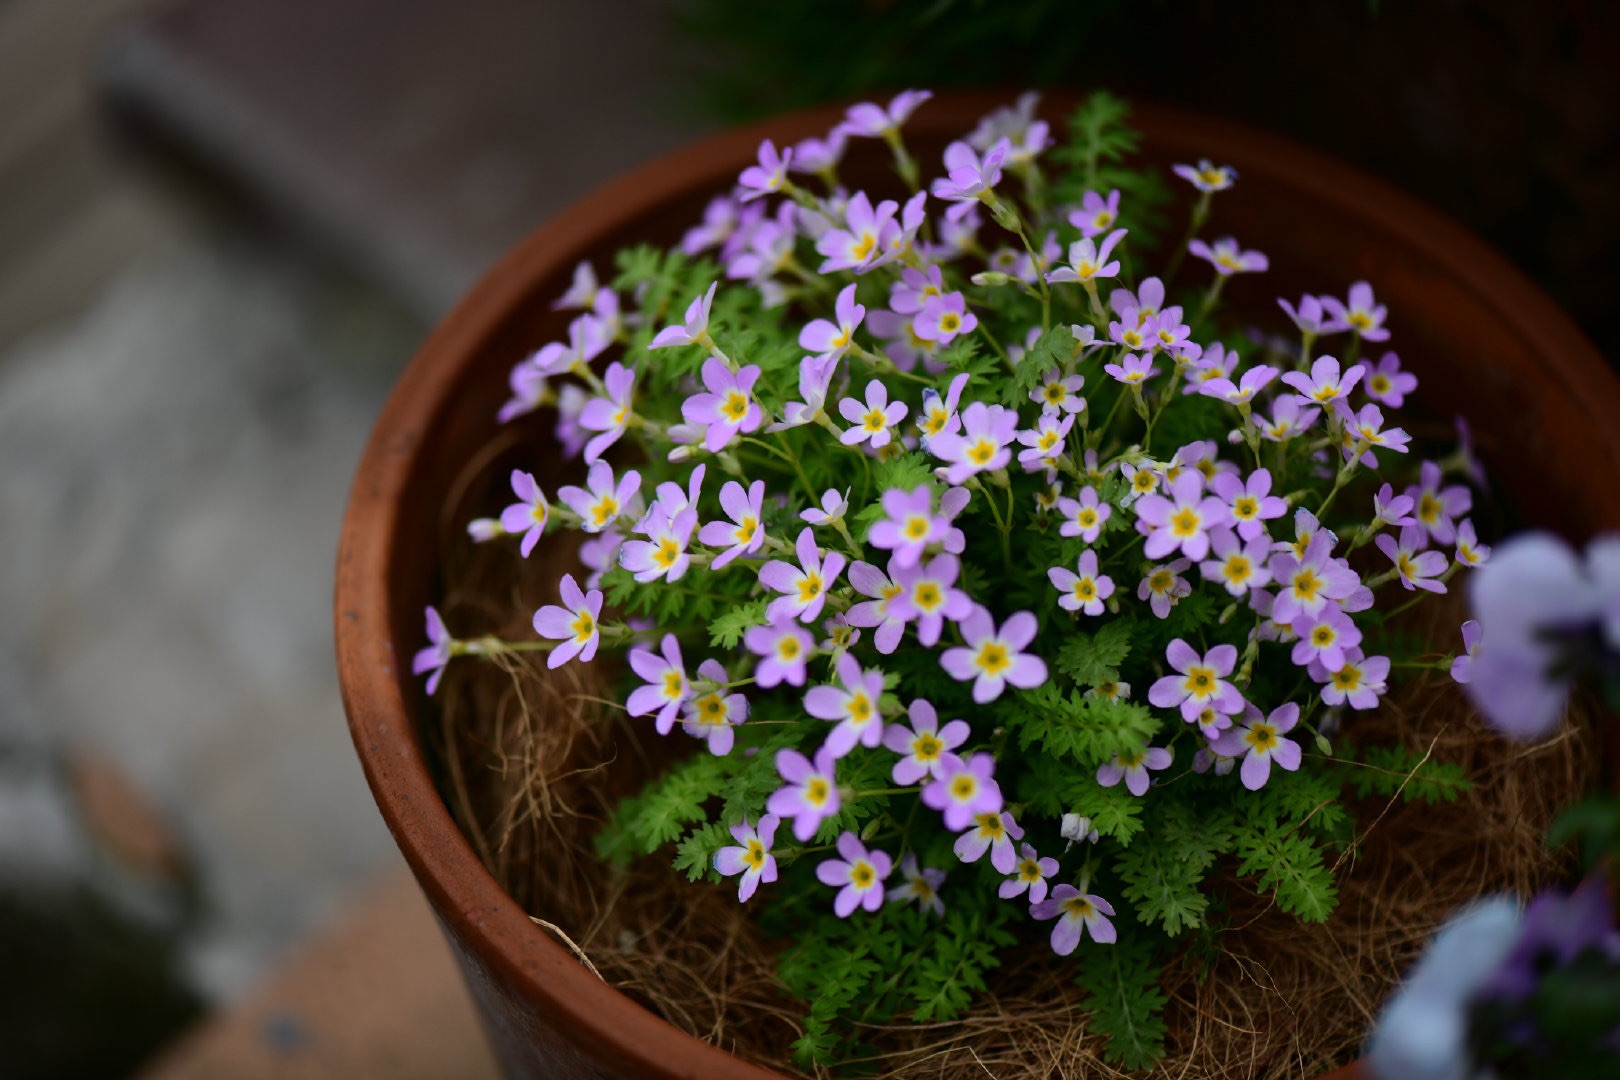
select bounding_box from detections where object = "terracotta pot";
[335,92,1620,1079]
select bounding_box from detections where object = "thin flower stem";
[773,432,818,503]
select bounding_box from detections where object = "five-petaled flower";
[1149,639,1245,722]
[922,752,1004,831]
[839,379,909,449]
[805,653,888,757]
[682,659,748,755]
[1139,559,1193,618]
[532,573,605,669]
[683,358,763,453]
[800,283,866,359]
[714,814,779,902]
[1134,472,1232,562]
[738,139,793,201]
[930,139,1010,220]
[1049,550,1114,615]
[869,486,947,568]
[626,633,689,734]
[1096,746,1173,796]
[1031,886,1117,954]
[1210,704,1303,791]
[941,606,1048,702]
[413,606,455,695]
[953,810,1024,873]
[1070,188,1120,237]
[649,282,718,350]
[886,853,946,916]
[760,527,847,623]
[768,746,841,841]
[1189,236,1267,275]
[883,698,970,785]
[999,842,1059,904]
[618,505,698,584]
[816,832,893,917]
[1377,525,1449,593]
[1322,281,1389,341]
[1057,485,1111,543]
[928,401,1019,485]
[557,461,641,535]
[1173,158,1236,192]
[500,469,551,557]
[1047,230,1126,284]
[697,479,767,569]
[745,615,815,689]
[578,361,637,464]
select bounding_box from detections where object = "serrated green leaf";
[1075,935,1168,1071]
[708,598,768,649]
[673,821,732,882]
[1054,619,1135,687]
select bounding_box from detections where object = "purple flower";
[1139,559,1193,619]
[745,615,814,689]
[1291,607,1363,671]
[1364,351,1417,408]
[1211,468,1287,541]
[1258,395,1321,442]
[1455,520,1491,568]
[497,356,552,424]
[838,379,908,449]
[1134,472,1232,562]
[1149,639,1244,722]
[1047,229,1127,284]
[869,486,946,568]
[890,263,946,315]
[930,138,1010,220]
[1110,277,1165,322]
[1173,158,1236,192]
[999,843,1060,904]
[922,752,1003,831]
[618,505,698,584]
[816,192,898,274]
[1377,525,1449,593]
[649,282,718,350]
[940,607,1048,703]
[1189,236,1268,275]
[1195,364,1279,405]
[1373,482,1417,529]
[626,633,688,734]
[1211,703,1303,791]
[697,479,766,569]
[841,89,932,138]
[844,560,908,654]
[1016,412,1076,475]
[1032,886,1117,954]
[554,383,590,458]
[1281,355,1365,408]
[953,810,1024,873]
[1278,294,1329,335]
[883,698,969,785]
[1482,877,1620,1001]
[886,853,946,916]
[681,195,741,256]
[1104,353,1158,386]
[805,652,887,757]
[682,358,763,453]
[769,353,839,433]
[681,659,748,755]
[1049,549,1114,616]
[1405,461,1473,546]
[800,282,866,359]
[1070,188,1121,238]
[499,469,551,557]
[893,553,972,646]
[1097,746,1173,796]
[912,291,978,345]
[578,361,637,464]
[928,401,1018,485]
[1267,532,1361,626]
[1315,649,1390,710]
[532,573,604,669]
[801,487,849,528]
[1200,530,1275,596]
[791,127,847,174]
[558,461,641,535]
[714,814,779,902]
[1321,280,1389,341]
[760,527,846,624]
[1341,402,1413,462]
[412,606,454,695]
[1032,368,1086,415]
[816,832,893,917]
[578,528,624,589]
[1450,620,1482,684]
[767,746,841,841]
[738,139,792,201]
[1056,486,1111,543]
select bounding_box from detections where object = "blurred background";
[0,1,1614,1077]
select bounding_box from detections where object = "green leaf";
[1075,935,1168,1071]
[872,451,938,496]
[1232,818,1339,923]
[673,821,731,882]
[1053,620,1134,687]
[1344,744,1473,806]
[1114,802,1225,936]
[1002,325,1077,405]
[909,907,1016,1022]
[708,598,769,649]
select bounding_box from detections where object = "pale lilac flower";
[1406,461,1473,546]
[1047,230,1126,284]
[883,698,969,785]
[650,463,706,517]
[890,263,946,316]
[626,633,688,734]
[1450,620,1482,684]
[1282,356,1365,408]
[1314,649,1389,710]
[999,843,1059,904]
[800,487,850,528]
[816,832,892,917]
[841,89,932,138]
[800,283,866,359]
[1377,525,1449,593]
[953,810,1024,873]
[578,361,636,464]
[725,206,795,290]
[649,282,717,350]
[1322,281,1389,341]
[1267,532,1361,625]
[1104,353,1158,385]
[1011,229,1063,284]
[1110,277,1166,323]
[936,487,972,554]
[1193,747,1237,776]
[893,554,972,647]
[682,195,741,255]
[838,379,908,449]
[1049,550,1114,616]
[940,607,1048,703]
[760,527,846,624]
[1139,559,1193,619]
[792,127,847,174]
[1097,746,1173,797]
[553,383,590,458]
[532,573,604,669]
[886,853,946,916]
[1134,472,1232,561]
[1278,294,1329,335]
[1258,395,1321,442]
[499,469,551,557]
[1200,531,1275,597]
[922,752,1003,831]
[815,191,897,273]
[821,613,861,654]
[930,138,1010,220]
[697,479,766,569]
[1454,520,1491,568]
[928,401,1018,485]
[1057,486,1111,543]
[552,259,600,310]
[745,615,815,689]
[913,291,978,345]
[1195,364,1278,405]
[1340,402,1413,463]
[1373,483,1417,528]
[682,358,763,453]
[1173,158,1236,192]
[1070,189,1121,238]
[681,659,747,755]
[869,486,947,568]
[1189,236,1268,275]
[413,606,454,695]
[805,652,887,756]
[1150,309,1201,361]
[1033,886,1117,954]
[714,814,779,902]
[1119,460,1161,502]
[1211,468,1287,541]
[497,357,552,424]
[867,307,940,372]
[768,353,839,432]
[557,461,641,535]
[1060,814,1100,848]
[1292,607,1363,671]
[738,139,792,201]
[1149,639,1244,722]
[1016,411,1075,474]
[1364,351,1417,408]
[1211,703,1303,791]
[1031,368,1086,415]
[619,506,698,584]
[578,529,623,589]
[768,746,841,842]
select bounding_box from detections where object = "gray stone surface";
[0,234,421,1001]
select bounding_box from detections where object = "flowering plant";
[415,92,1500,1069]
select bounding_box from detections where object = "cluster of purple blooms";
[415,89,1508,961]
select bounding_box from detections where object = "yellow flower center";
[851,861,875,888]
[654,537,681,568]
[806,778,830,806]
[1246,723,1278,751]
[1074,579,1096,601]
[722,391,750,422]
[1078,508,1098,528]
[1184,666,1215,696]
[1133,471,1156,492]
[744,838,766,870]
[1292,568,1322,600]
[967,439,996,465]
[914,582,942,610]
[663,671,684,698]
[1044,384,1066,404]
[798,573,823,603]
[976,813,1004,837]
[591,497,617,526]
[1313,384,1339,402]
[1224,555,1252,583]
[1063,895,1095,918]
[1019,858,1042,882]
[950,774,977,800]
[851,232,877,262]
[905,515,930,540]
[1119,751,1145,769]
[1234,496,1258,520]
[1418,492,1441,524]
[939,312,961,333]
[975,642,1010,674]
[864,408,888,432]
[1348,311,1372,331]
[914,733,942,760]
[1149,571,1173,593]
[1096,680,1118,699]
[696,692,727,725]
[1371,374,1391,395]
[1333,665,1362,691]
[1171,508,1201,537]
[849,693,873,722]
[571,609,595,643]
[735,517,757,545]
[1312,625,1335,646]
[777,636,801,660]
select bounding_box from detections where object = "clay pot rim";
[335,91,1614,1080]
